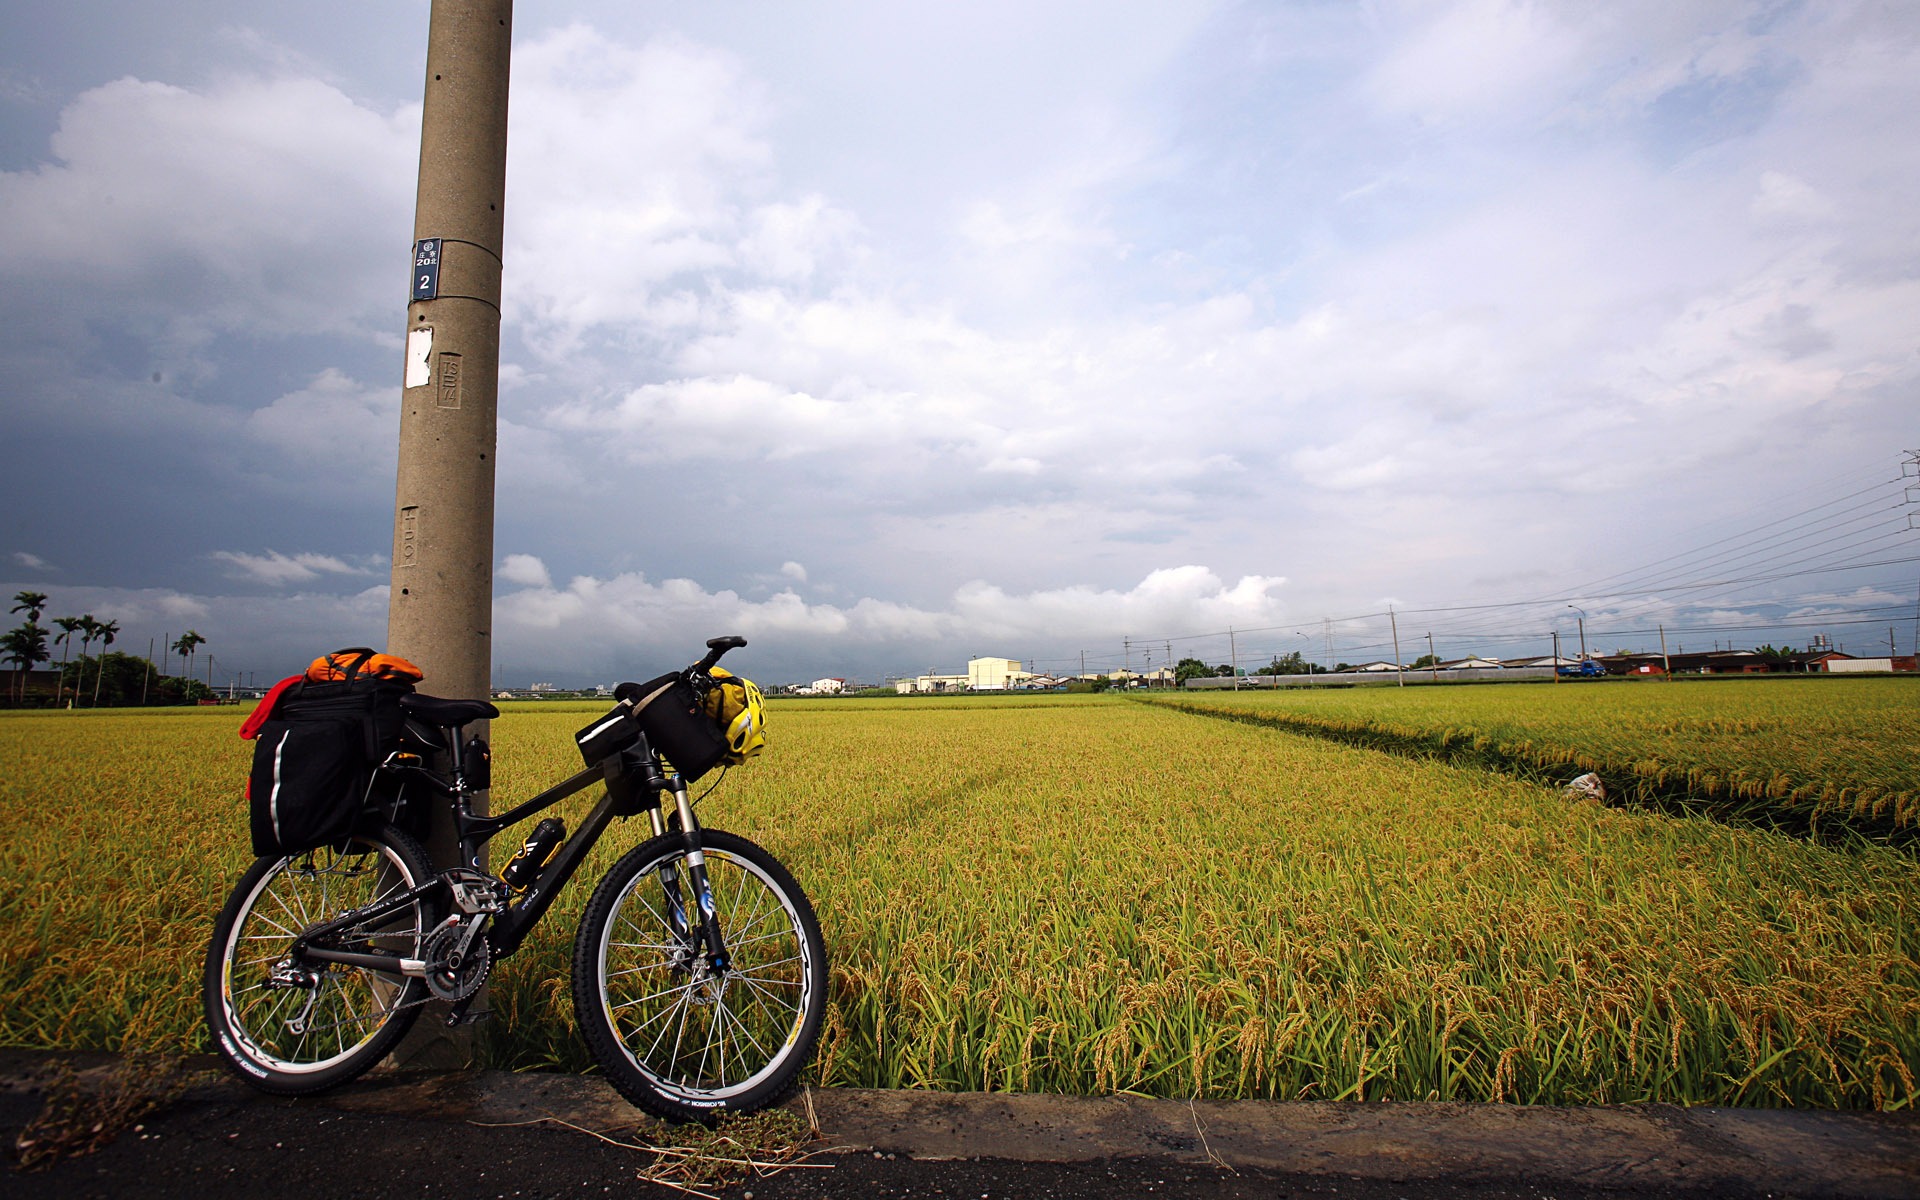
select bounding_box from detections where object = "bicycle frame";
[292,729,707,974]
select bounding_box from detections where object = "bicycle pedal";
[444,1008,493,1028]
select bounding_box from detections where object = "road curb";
[4,1051,1915,1197]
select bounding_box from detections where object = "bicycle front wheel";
[203,822,436,1094]
[573,829,828,1123]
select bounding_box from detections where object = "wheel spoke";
[611,976,703,1012]
[716,989,775,1064]
[695,994,722,1087]
[723,927,798,955]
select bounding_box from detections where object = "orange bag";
[305,647,425,685]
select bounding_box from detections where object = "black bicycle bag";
[579,672,729,783]
[243,658,418,858]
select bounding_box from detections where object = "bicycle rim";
[595,845,816,1103]
[217,839,426,1074]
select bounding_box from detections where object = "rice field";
[1142,677,1920,843]
[1,690,1915,1109]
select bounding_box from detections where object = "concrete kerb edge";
[2,1052,1915,1197]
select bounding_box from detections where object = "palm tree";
[7,592,47,703]
[72,616,100,705]
[91,618,121,707]
[52,616,84,705]
[172,631,206,699]
[2,622,50,703]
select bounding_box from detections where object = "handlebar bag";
[622,672,730,782]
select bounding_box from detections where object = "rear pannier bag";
[241,649,420,858]
[247,716,368,858]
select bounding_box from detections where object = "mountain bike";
[203,636,826,1123]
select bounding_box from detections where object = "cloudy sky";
[3,0,1916,687]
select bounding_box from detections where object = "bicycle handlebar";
[696,635,748,672]
[611,636,748,705]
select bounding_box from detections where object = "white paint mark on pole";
[406,327,434,388]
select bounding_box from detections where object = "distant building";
[893,657,1041,691]
[1826,656,1917,673]
[968,657,1028,690]
[1096,667,1173,687]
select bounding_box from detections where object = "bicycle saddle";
[400,694,499,726]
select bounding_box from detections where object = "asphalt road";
[4,1053,1915,1200]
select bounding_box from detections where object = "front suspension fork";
[649,779,730,973]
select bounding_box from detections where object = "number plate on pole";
[412,238,442,301]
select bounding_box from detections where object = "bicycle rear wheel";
[204,822,436,1094]
[573,829,828,1123]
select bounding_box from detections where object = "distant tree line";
[2,591,213,707]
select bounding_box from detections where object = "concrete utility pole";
[387,0,513,1066]
[391,0,512,710]
[1389,606,1404,688]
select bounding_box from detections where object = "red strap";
[239,675,305,740]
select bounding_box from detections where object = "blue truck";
[1556,659,1606,678]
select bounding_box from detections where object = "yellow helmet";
[704,667,768,763]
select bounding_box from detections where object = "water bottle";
[501,818,566,890]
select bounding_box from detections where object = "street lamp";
[1567,605,1588,663]
[1294,632,1316,676]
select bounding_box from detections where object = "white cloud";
[504,26,812,348]
[779,561,807,583]
[12,552,54,571]
[487,564,1291,678]
[245,370,399,485]
[211,550,373,586]
[498,554,553,589]
[738,196,861,281]
[1364,0,1592,124]
[0,74,415,344]
[155,593,212,621]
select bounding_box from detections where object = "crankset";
[422,922,492,1002]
